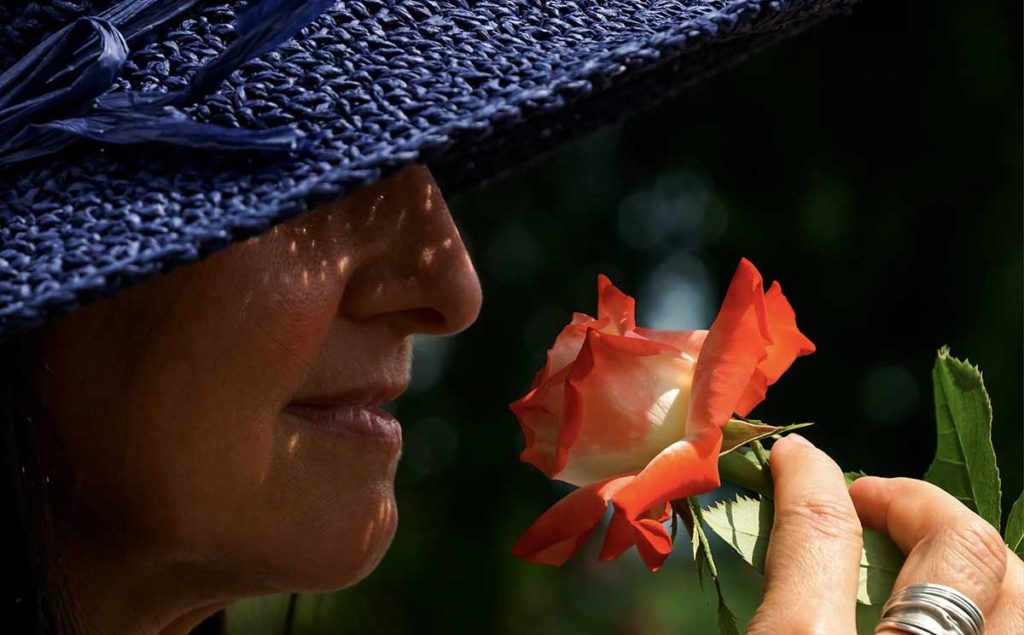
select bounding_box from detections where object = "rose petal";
[513,315,597,477]
[634,327,708,361]
[734,281,816,416]
[513,371,569,477]
[539,318,591,384]
[521,534,590,566]
[513,300,624,477]
[599,501,673,562]
[633,517,673,572]
[686,258,772,436]
[610,258,768,515]
[512,475,634,566]
[598,508,636,561]
[556,329,695,484]
[597,274,636,334]
[611,431,723,520]
[612,259,811,521]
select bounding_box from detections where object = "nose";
[339,164,483,336]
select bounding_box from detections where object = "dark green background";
[228,0,1023,632]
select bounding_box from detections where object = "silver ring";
[875,583,985,635]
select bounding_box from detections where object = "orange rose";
[511,258,814,571]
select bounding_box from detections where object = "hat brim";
[0,0,851,340]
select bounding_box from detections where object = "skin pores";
[32,164,482,632]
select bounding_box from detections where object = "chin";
[284,492,400,592]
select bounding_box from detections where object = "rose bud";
[511,258,814,571]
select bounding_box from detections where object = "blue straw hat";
[0,0,851,340]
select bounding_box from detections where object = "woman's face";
[34,164,482,603]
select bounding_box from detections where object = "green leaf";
[702,495,905,606]
[701,495,772,572]
[686,498,741,635]
[688,499,718,580]
[1005,492,1024,558]
[844,470,867,488]
[671,499,698,559]
[720,419,814,455]
[714,590,741,635]
[682,498,710,585]
[926,347,1002,530]
[858,527,904,605]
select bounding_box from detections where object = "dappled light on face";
[364,193,384,227]
[163,162,477,601]
[336,256,350,274]
[419,247,436,266]
[248,161,472,467]
[361,498,398,551]
[253,217,366,291]
[253,168,473,331]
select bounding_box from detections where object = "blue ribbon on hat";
[0,0,335,167]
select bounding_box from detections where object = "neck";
[60,535,240,635]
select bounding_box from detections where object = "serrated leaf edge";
[927,349,1001,529]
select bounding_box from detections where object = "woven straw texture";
[0,0,850,340]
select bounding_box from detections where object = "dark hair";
[1,338,79,633]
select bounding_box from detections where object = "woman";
[1,0,1020,633]
[9,163,482,633]
[9,162,1022,633]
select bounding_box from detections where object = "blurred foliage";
[228,0,1022,632]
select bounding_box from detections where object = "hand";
[851,475,1023,634]
[746,435,1024,634]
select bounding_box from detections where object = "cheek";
[128,267,395,586]
[39,233,397,590]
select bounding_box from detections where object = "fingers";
[748,435,862,635]
[849,477,1009,631]
[987,554,1024,635]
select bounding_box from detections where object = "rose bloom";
[510,258,814,571]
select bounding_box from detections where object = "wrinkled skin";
[32,164,482,634]
[749,436,1024,635]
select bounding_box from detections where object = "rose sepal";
[719,418,813,456]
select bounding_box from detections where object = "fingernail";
[787,433,815,448]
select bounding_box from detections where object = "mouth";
[285,383,407,446]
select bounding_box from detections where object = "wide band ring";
[875,583,985,635]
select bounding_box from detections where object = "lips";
[285,383,407,446]
[285,403,402,445]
